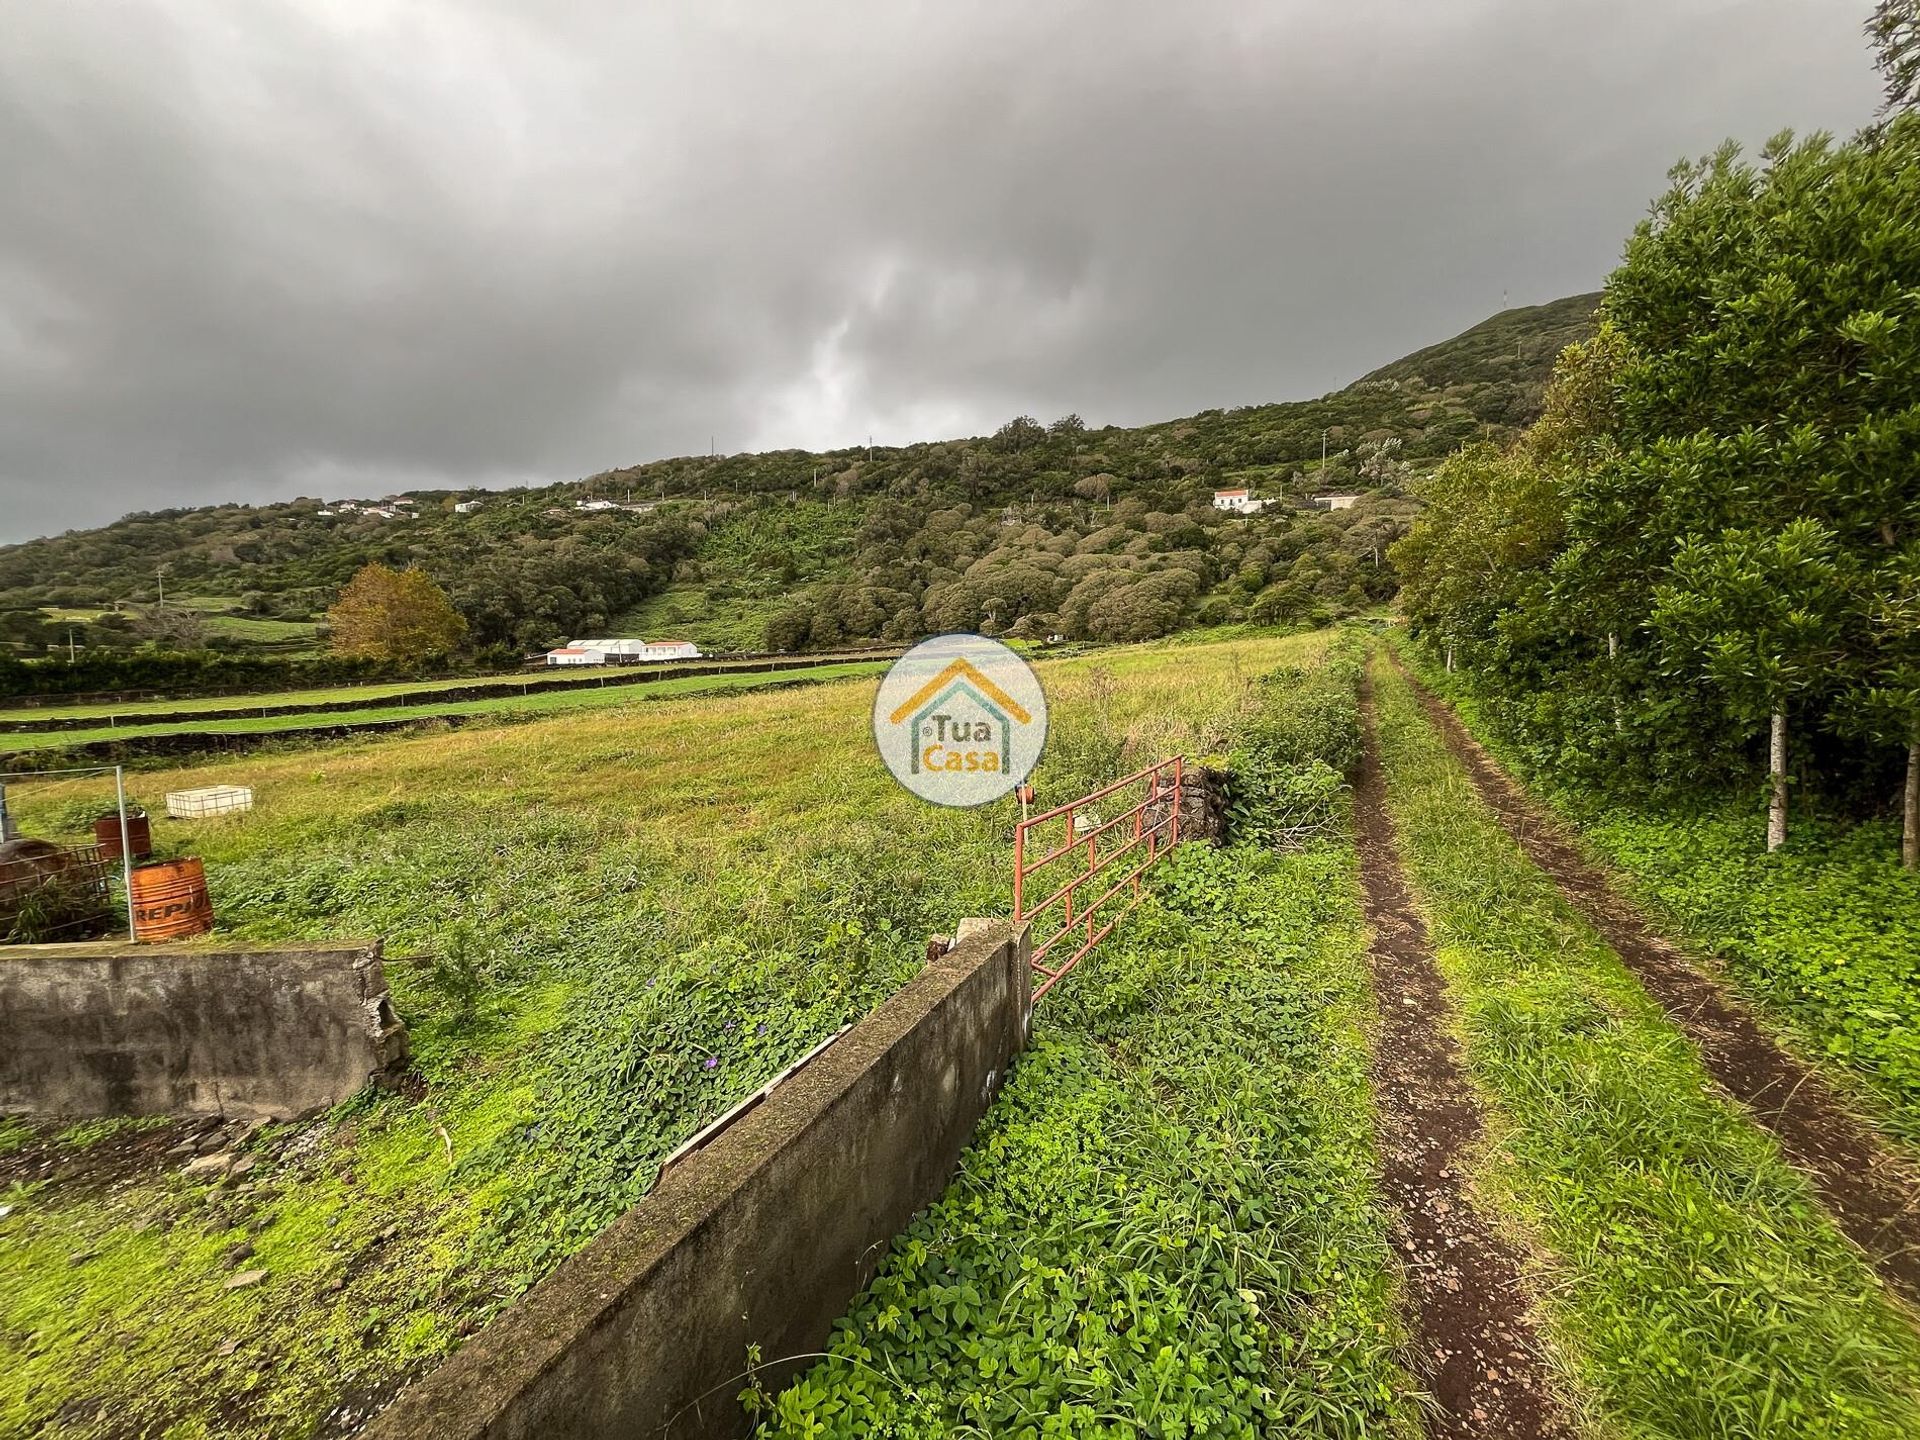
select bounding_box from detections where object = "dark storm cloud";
[0,0,1883,542]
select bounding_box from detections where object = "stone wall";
[360,922,1032,1440]
[1144,763,1231,846]
[0,939,408,1119]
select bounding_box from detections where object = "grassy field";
[607,502,863,653]
[1,652,904,725]
[199,615,323,650]
[1370,657,1920,1438]
[0,629,1314,1439]
[17,625,1918,1438]
[1,662,894,756]
[614,585,794,655]
[31,600,326,659]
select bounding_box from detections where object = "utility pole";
[1320,430,1328,482]
[156,564,167,607]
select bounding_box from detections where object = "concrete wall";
[361,922,1032,1440]
[0,939,409,1119]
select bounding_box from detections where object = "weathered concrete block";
[0,939,408,1119]
[360,923,1032,1440]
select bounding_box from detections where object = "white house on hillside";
[1212,488,1270,514]
[575,498,618,512]
[545,646,607,666]
[1310,494,1362,511]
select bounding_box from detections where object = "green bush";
[1226,636,1364,846]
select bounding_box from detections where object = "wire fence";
[0,764,139,943]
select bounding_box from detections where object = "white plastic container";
[165,785,254,820]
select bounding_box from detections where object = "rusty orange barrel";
[94,808,153,862]
[130,857,213,941]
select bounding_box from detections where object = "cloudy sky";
[0,1,1884,543]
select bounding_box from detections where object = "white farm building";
[545,638,703,666]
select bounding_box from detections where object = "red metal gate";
[1013,757,1183,1001]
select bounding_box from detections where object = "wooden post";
[1768,710,1788,853]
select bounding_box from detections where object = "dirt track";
[1355,674,1569,1439]
[1394,655,1920,1308]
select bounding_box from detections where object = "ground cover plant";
[1399,639,1920,1150]
[758,637,1419,1439]
[1370,655,1920,1439]
[0,629,1311,1439]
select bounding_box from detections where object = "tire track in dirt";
[1394,655,1920,1307]
[1355,674,1570,1440]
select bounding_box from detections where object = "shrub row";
[0,650,416,703]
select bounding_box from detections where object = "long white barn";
[545,638,702,665]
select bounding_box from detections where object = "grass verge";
[1371,655,1920,1439]
[1393,640,1920,1150]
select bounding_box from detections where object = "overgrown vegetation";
[760,637,1413,1438]
[1225,636,1366,849]
[1371,656,1920,1438]
[757,849,1413,1440]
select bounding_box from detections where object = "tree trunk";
[1608,631,1622,733]
[1904,739,1919,872]
[1768,710,1788,853]
[1445,644,1455,674]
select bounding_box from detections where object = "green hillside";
[0,295,1597,667]
[1359,292,1603,390]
